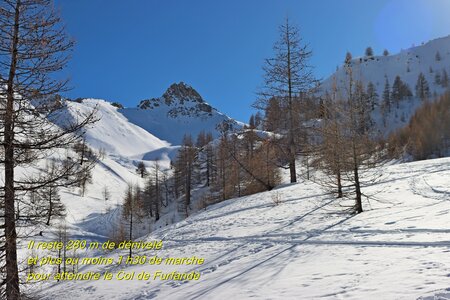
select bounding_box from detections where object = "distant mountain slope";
[321,35,450,97]
[120,82,243,145]
[61,98,176,161]
[319,35,450,134]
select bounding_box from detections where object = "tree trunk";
[46,191,53,226]
[352,139,363,214]
[63,231,67,274]
[4,1,21,298]
[289,141,297,183]
[286,21,297,184]
[266,143,271,187]
[80,139,85,165]
[220,147,226,200]
[129,209,133,257]
[186,165,191,210]
[337,169,343,198]
[57,247,61,281]
[155,170,160,221]
[206,151,210,187]
[305,154,310,180]
[354,165,363,213]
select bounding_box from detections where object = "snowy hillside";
[321,35,450,97]
[38,157,450,300]
[64,99,172,159]
[120,82,243,144]
[46,98,179,225]
[320,36,450,134]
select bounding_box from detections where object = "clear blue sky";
[55,0,450,122]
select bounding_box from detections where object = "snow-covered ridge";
[120,82,242,144]
[321,35,450,97]
[59,82,243,147]
[63,98,171,159]
[318,35,450,135]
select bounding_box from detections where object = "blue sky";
[55,0,450,122]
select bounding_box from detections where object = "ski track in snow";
[35,157,450,300]
[21,93,450,300]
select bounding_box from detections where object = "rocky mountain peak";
[137,82,214,118]
[162,82,203,105]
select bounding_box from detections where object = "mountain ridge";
[119,82,243,144]
[318,35,450,135]
[64,82,243,146]
[321,35,450,97]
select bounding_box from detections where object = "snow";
[120,106,237,145]
[119,82,243,145]
[62,84,244,147]
[322,35,450,97]
[64,99,171,158]
[11,98,178,236]
[320,35,450,134]
[36,156,450,299]
[33,98,173,225]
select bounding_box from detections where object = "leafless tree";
[254,17,317,183]
[136,161,147,178]
[173,135,197,216]
[196,131,214,187]
[145,160,161,221]
[315,63,386,214]
[122,184,144,257]
[0,1,97,298]
[55,221,68,279]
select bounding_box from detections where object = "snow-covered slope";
[120,82,243,145]
[49,98,177,223]
[320,36,450,134]
[64,99,171,159]
[39,157,450,300]
[321,35,450,97]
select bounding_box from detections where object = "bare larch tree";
[255,17,316,183]
[0,1,97,298]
